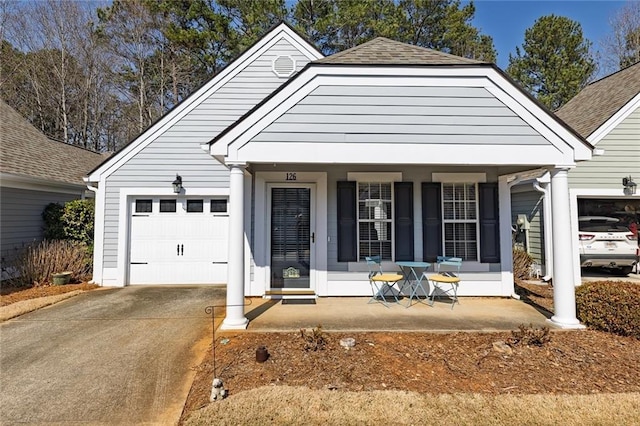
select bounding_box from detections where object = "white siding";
[101,38,313,268]
[252,85,548,146]
[569,106,640,188]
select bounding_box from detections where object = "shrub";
[62,199,95,246]
[9,240,92,287]
[576,281,640,339]
[43,203,65,240]
[512,247,534,281]
[43,199,95,248]
[300,325,327,351]
[509,323,551,346]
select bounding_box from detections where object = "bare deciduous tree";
[600,1,640,73]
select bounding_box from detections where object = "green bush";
[62,199,94,246]
[43,203,65,240]
[43,199,94,247]
[9,240,92,287]
[576,281,640,339]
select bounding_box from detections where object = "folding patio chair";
[365,256,403,307]
[426,257,462,309]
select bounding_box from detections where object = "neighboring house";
[0,99,105,278]
[85,23,592,329]
[511,62,640,283]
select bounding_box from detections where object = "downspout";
[507,175,526,300]
[533,172,553,281]
[85,179,99,284]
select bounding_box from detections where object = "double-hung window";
[442,182,478,260]
[358,182,393,260]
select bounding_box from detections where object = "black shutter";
[337,181,357,262]
[422,182,442,262]
[479,182,500,263]
[394,182,414,261]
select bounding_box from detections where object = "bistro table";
[396,261,432,307]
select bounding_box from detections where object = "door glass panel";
[271,188,310,289]
[160,199,177,213]
[186,199,203,213]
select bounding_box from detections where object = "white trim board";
[86,24,322,183]
[1,172,85,195]
[588,93,640,145]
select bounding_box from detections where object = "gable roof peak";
[316,36,485,66]
[556,61,640,138]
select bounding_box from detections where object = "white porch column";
[549,168,582,328]
[222,163,249,330]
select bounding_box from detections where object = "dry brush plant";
[512,247,534,281]
[509,323,551,346]
[300,324,328,351]
[9,240,92,287]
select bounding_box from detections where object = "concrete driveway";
[0,285,224,425]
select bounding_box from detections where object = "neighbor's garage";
[578,198,639,235]
[578,197,640,274]
[128,197,228,284]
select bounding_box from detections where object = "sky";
[469,0,628,70]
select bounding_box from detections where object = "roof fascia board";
[1,172,85,194]
[587,92,640,145]
[87,23,322,182]
[211,65,590,164]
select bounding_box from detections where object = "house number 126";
[286,172,297,181]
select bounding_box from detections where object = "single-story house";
[511,62,640,282]
[0,99,105,278]
[85,23,593,329]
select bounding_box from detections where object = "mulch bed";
[182,281,640,422]
[0,282,98,306]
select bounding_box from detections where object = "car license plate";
[605,242,617,248]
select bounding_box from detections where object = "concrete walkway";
[243,296,553,332]
[0,285,224,425]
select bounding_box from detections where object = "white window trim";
[345,173,403,269]
[434,173,486,262]
[347,172,402,182]
[357,181,394,262]
[432,172,486,183]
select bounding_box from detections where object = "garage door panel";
[129,198,229,285]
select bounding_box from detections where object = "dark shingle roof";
[0,99,105,186]
[315,37,484,65]
[556,62,640,138]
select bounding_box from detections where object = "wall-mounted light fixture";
[172,174,183,194]
[622,176,637,195]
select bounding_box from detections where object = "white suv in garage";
[578,216,638,275]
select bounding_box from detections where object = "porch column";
[222,163,249,330]
[549,167,582,328]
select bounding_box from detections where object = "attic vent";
[272,55,296,77]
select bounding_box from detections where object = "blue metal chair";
[365,256,403,307]
[426,257,462,309]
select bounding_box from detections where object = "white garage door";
[129,198,228,284]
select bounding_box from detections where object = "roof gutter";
[533,172,553,281]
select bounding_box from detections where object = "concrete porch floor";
[242,296,554,333]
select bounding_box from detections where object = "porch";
[243,296,553,332]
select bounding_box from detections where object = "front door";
[269,185,314,290]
